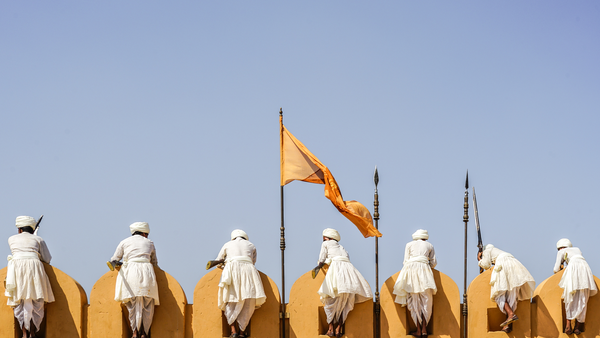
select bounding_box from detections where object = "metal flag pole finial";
[462,170,469,338]
[373,166,381,338]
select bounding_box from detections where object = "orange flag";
[280,115,382,238]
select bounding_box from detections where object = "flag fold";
[280,115,382,238]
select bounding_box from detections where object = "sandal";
[409,332,421,337]
[325,330,334,337]
[500,315,518,327]
[501,326,512,333]
[573,328,581,334]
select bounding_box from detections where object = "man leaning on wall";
[5,216,55,338]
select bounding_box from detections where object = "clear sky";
[1,1,599,302]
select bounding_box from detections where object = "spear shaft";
[373,167,380,338]
[462,171,469,338]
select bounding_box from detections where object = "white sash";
[219,256,254,288]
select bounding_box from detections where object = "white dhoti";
[406,289,434,324]
[218,256,266,331]
[489,253,535,311]
[559,255,597,322]
[114,258,159,331]
[494,289,519,314]
[318,256,372,324]
[393,255,437,324]
[13,299,45,332]
[224,298,256,331]
[125,297,155,331]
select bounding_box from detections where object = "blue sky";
[1,1,599,302]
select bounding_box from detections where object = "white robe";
[5,233,54,306]
[216,238,266,331]
[5,233,55,332]
[478,247,535,312]
[317,240,372,324]
[393,240,437,324]
[554,247,597,322]
[111,235,159,331]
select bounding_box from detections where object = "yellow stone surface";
[380,269,460,338]
[0,263,88,338]
[88,265,187,338]
[193,268,281,338]
[467,269,532,338]
[532,270,600,338]
[288,269,373,338]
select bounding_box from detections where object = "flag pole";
[279,108,287,338]
[373,167,380,338]
[462,171,469,338]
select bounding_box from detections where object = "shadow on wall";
[380,269,460,338]
[533,270,600,338]
[193,268,280,338]
[0,264,88,338]
[88,266,187,338]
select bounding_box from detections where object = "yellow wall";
[192,268,281,338]
[467,269,532,338]
[288,269,373,338]
[380,269,460,338]
[88,266,187,338]
[0,263,88,338]
[532,271,600,338]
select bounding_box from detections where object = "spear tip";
[374,166,379,187]
[465,170,469,190]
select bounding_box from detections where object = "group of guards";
[4,216,598,338]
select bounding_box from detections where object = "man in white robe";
[6,216,55,338]
[110,222,159,338]
[313,228,372,338]
[554,238,597,334]
[478,244,535,333]
[215,230,266,338]
[393,229,437,337]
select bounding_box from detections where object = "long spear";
[373,166,380,338]
[462,171,469,338]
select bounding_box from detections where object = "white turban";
[231,229,249,241]
[322,228,340,242]
[412,229,429,240]
[557,238,572,249]
[16,216,36,229]
[129,222,150,234]
[483,244,495,251]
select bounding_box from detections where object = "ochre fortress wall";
[468,269,532,338]
[532,270,600,338]
[3,264,600,337]
[192,268,280,338]
[380,269,460,338]
[1,264,87,338]
[288,268,373,338]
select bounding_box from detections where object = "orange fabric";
[280,115,382,238]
